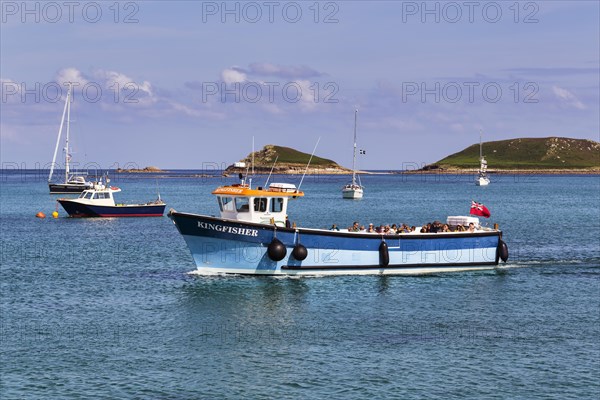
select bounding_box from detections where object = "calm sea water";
[1,171,599,399]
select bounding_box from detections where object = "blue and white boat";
[169,178,509,276]
[58,179,165,218]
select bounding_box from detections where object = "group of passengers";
[332,221,477,234]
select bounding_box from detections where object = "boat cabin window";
[271,198,284,213]
[218,196,235,212]
[254,198,267,212]
[84,192,93,199]
[235,197,250,213]
[93,192,110,199]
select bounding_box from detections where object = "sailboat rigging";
[342,109,364,199]
[48,83,93,194]
[475,133,490,186]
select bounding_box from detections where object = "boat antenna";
[479,129,483,160]
[250,136,254,189]
[264,155,279,188]
[242,162,249,186]
[48,82,71,182]
[156,178,161,201]
[297,137,321,192]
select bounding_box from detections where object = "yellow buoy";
[52,211,59,219]
[36,212,46,219]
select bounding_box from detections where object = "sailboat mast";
[48,83,71,182]
[65,84,72,182]
[479,131,483,160]
[352,109,358,185]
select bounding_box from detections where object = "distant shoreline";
[110,168,599,176]
[2,168,598,176]
[404,168,600,175]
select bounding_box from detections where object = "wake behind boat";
[57,178,165,218]
[169,177,509,276]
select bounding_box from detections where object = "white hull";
[342,187,364,199]
[476,177,490,186]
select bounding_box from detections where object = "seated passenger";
[367,223,375,233]
[330,224,340,231]
[420,225,428,233]
[456,225,465,232]
[349,221,360,232]
[442,224,450,232]
[468,222,476,233]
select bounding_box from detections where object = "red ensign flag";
[470,201,491,218]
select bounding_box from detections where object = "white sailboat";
[475,134,490,186]
[342,109,364,199]
[48,83,93,194]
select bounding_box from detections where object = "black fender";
[291,243,308,261]
[379,241,389,267]
[498,240,509,262]
[267,238,287,261]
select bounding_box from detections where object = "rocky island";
[116,166,164,173]
[224,145,353,175]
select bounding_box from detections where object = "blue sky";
[1,1,598,170]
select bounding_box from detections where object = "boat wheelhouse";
[213,182,302,226]
[169,178,509,276]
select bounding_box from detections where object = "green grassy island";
[422,137,599,173]
[225,145,352,174]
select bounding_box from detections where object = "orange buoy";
[36,212,46,219]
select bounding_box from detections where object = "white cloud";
[221,68,247,85]
[1,78,21,103]
[262,103,283,115]
[94,69,153,96]
[294,80,318,111]
[56,67,89,87]
[552,86,586,109]
[450,123,465,133]
[248,63,323,79]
